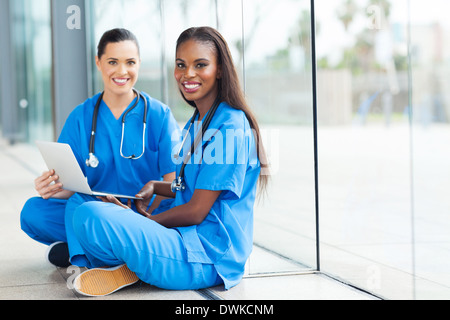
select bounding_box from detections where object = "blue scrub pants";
[20,196,222,290]
[21,194,102,267]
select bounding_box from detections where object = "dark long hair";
[176,27,269,194]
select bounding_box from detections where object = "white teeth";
[185,84,199,89]
[114,79,128,84]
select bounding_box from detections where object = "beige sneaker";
[73,264,139,297]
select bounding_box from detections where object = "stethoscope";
[86,89,148,168]
[171,97,221,193]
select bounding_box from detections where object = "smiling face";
[174,39,221,112]
[95,40,140,97]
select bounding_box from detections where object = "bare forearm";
[150,201,206,228]
[135,179,176,217]
[151,181,176,198]
[149,189,221,228]
[146,174,176,213]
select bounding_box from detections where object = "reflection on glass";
[315,0,443,300]
[243,0,317,274]
[315,0,450,300]
[410,0,450,300]
[11,0,52,142]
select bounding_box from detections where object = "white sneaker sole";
[73,264,139,297]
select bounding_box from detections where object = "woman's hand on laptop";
[97,195,132,210]
[35,170,74,200]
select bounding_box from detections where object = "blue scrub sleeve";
[57,107,87,173]
[58,110,80,145]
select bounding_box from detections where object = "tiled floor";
[0,141,377,300]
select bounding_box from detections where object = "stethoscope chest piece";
[171,177,186,193]
[86,153,99,168]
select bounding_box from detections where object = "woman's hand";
[150,189,221,228]
[134,181,155,218]
[35,170,73,200]
[97,178,175,219]
[97,195,132,210]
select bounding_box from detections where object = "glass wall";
[315,0,414,299]
[410,0,450,300]
[10,0,53,143]
[242,0,317,273]
[316,0,450,299]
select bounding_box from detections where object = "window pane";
[410,0,450,299]
[11,0,52,142]
[316,0,414,299]
[243,0,317,274]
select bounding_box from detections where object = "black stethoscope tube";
[172,97,221,193]
[86,89,148,168]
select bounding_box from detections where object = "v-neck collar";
[100,96,139,122]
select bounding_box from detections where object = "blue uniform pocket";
[176,226,213,264]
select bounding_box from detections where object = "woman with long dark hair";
[71,27,269,297]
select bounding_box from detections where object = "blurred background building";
[1,0,450,300]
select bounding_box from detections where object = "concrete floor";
[0,140,376,301]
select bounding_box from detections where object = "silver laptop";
[36,141,142,200]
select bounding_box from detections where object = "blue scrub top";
[58,91,181,197]
[154,102,261,290]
